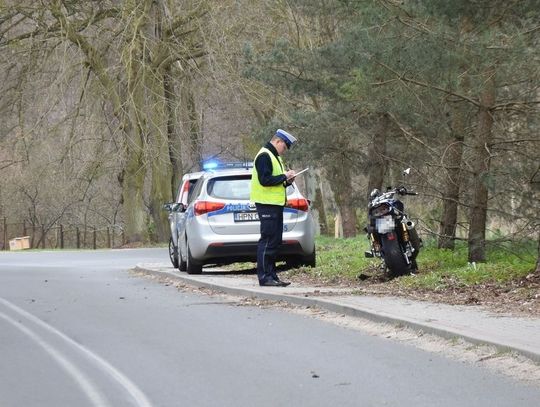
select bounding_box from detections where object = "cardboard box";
[9,236,30,251]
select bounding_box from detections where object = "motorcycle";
[364,169,422,277]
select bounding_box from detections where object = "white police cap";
[275,129,297,149]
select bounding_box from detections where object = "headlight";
[371,203,390,217]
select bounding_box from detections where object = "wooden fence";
[0,218,125,250]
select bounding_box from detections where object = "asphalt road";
[0,249,539,407]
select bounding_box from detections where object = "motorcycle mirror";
[403,168,411,176]
[370,188,380,199]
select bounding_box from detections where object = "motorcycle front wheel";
[380,233,409,277]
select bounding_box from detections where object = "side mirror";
[370,189,380,199]
[163,203,174,212]
[163,203,184,212]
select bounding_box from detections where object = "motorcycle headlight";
[371,203,390,217]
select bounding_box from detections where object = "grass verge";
[292,236,538,290]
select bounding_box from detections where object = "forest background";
[0,0,538,271]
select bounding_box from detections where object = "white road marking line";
[0,311,110,407]
[0,297,153,407]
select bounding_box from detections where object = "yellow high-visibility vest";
[250,147,286,205]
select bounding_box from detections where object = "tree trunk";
[122,40,148,243]
[468,70,495,262]
[164,65,183,199]
[439,103,466,249]
[304,170,326,235]
[48,1,149,242]
[180,76,203,170]
[122,145,147,243]
[366,113,388,201]
[145,2,173,242]
[327,158,356,238]
[147,74,173,241]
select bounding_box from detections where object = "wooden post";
[60,224,64,249]
[41,225,46,249]
[93,227,97,250]
[334,213,343,239]
[107,227,111,249]
[76,227,80,249]
[2,218,6,251]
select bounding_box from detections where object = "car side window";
[178,179,200,204]
[175,181,186,203]
[187,178,204,204]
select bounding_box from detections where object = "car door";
[179,176,206,256]
[173,177,200,243]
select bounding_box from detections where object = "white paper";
[287,167,309,180]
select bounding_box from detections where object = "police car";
[164,162,316,274]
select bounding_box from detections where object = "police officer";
[250,129,297,286]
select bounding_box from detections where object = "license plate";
[234,211,259,222]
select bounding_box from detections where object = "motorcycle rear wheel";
[380,234,410,277]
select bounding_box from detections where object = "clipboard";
[287,167,309,180]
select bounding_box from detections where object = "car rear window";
[207,175,297,200]
[207,176,251,200]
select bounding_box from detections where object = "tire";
[380,234,409,277]
[285,257,301,269]
[168,237,179,268]
[177,236,187,272]
[186,242,203,274]
[285,247,317,269]
[301,246,316,268]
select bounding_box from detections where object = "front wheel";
[177,236,187,272]
[168,237,179,268]
[380,233,409,277]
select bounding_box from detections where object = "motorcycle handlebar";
[397,187,417,196]
[369,187,417,205]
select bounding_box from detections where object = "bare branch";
[374,60,482,107]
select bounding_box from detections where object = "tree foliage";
[0,0,538,269]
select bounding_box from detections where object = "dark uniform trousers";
[255,203,284,283]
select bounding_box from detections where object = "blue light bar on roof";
[202,160,219,170]
[201,160,253,171]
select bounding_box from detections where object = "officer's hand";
[286,170,296,180]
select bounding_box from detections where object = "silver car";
[164,170,204,269]
[164,163,316,274]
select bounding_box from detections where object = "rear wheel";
[285,247,317,269]
[186,242,203,274]
[301,247,316,267]
[380,234,409,277]
[168,237,179,268]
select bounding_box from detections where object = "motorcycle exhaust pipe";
[405,220,415,230]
